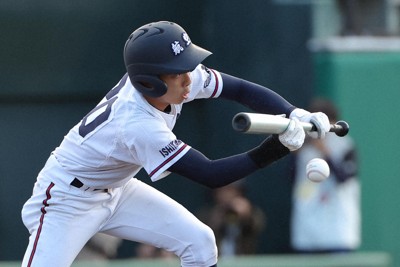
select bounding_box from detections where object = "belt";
[70,178,108,192]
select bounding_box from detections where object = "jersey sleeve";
[185,64,223,101]
[126,116,191,182]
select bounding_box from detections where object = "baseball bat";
[232,112,349,137]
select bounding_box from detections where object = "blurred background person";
[198,182,266,257]
[135,243,176,260]
[76,233,122,261]
[290,98,361,253]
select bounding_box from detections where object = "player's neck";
[143,95,170,113]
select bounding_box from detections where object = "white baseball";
[306,158,330,182]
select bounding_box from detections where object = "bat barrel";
[232,113,290,134]
[232,113,252,132]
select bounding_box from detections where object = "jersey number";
[78,74,128,137]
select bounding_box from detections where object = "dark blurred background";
[1,0,400,266]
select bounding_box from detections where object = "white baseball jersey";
[53,65,222,188]
[22,65,222,267]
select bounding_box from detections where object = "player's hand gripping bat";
[232,112,349,137]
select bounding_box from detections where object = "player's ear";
[131,74,168,98]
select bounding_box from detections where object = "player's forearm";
[168,148,257,188]
[168,136,289,188]
[219,73,296,117]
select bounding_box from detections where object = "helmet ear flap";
[131,75,168,98]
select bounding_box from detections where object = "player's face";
[144,72,191,111]
[145,72,192,110]
[160,72,191,103]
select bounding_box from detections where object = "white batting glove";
[278,118,305,151]
[289,108,330,139]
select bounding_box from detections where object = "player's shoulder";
[122,92,164,123]
[188,64,222,99]
[191,64,215,83]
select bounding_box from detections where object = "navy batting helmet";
[124,21,212,97]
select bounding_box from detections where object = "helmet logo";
[182,32,191,46]
[171,41,184,55]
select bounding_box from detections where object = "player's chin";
[174,96,187,104]
[181,91,190,101]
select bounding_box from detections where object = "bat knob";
[334,120,349,137]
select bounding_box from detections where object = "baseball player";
[21,21,330,267]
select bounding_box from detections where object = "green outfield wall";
[312,37,400,267]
